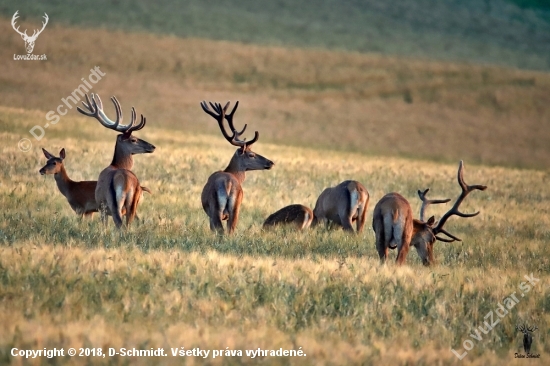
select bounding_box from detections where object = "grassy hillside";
[0,106,549,365]
[2,22,550,170]
[1,0,549,70]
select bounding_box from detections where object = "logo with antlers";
[516,323,538,354]
[11,10,49,54]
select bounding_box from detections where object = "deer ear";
[42,148,54,159]
[59,148,66,159]
[427,216,436,226]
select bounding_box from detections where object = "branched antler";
[200,100,259,148]
[417,188,451,222]
[77,93,145,136]
[432,161,487,242]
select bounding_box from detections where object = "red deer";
[311,180,369,232]
[77,93,155,228]
[200,101,274,234]
[373,161,487,265]
[39,148,98,218]
[263,204,313,230]
[39,147,151,221]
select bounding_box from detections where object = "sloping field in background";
[1,0,549,70]
[2,21,550,169]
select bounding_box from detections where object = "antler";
[11,11,48,40]
[11,11,27,37]
[200,100,259,148]
[417,188,451,221]
[516,324,526,333]
[527,325,538,332]
[432,161,487,242]
[77,93,145,135]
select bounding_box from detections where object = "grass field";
[1,5,550,365]
[0,105,549,365]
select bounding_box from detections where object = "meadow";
[0,104,549,365]
[0,12,549,365]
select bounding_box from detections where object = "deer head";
[77,94,155,167]
[200,100,274,174]
[12,11,48,54]
[413,161,487,265]
[39,148,65,175]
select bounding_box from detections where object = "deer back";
[263,204,313,230]
[313,180,368,222]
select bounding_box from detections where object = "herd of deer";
[39,93,487,265]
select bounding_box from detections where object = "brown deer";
[373,160,487,266]
[39,148,98,218]
[311,180,369,232]
[77,93,155,228]
[200,101,274,234]
[263,204,314,230]
[39,147,152,220]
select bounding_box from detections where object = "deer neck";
[53,165,74,198]
[110,143,134,170]
[223,156,246,184]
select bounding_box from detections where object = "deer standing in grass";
[200,101,274,234]
[263,204,314,230]
[373,161,487,266]
[77,94,155,228]
[311,180,369,232]
[39,148,98,218]
[516,324,537,354]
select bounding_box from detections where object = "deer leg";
[341,215,355,232]
[374,220,387,263]
[227,191,242,235]
[356,205,367,233]
[125,190,139,227]
[99,203,109,226]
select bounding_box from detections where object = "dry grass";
[1,106,549,365]
[1,21,550,169]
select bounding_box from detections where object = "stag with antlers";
[77,94,155,228]
[200,101,274,234]
[12,11,48,54]
[516,324,538,354]
[373,161,487,265]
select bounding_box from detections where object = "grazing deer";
[39,148,98,218]
[11,11,48,53]
[263,204,313,230]
[373,160,487,266]
[200,101,274,234]
[516,324,537,354]
[311,180,369,232]
[77,93,155,228]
